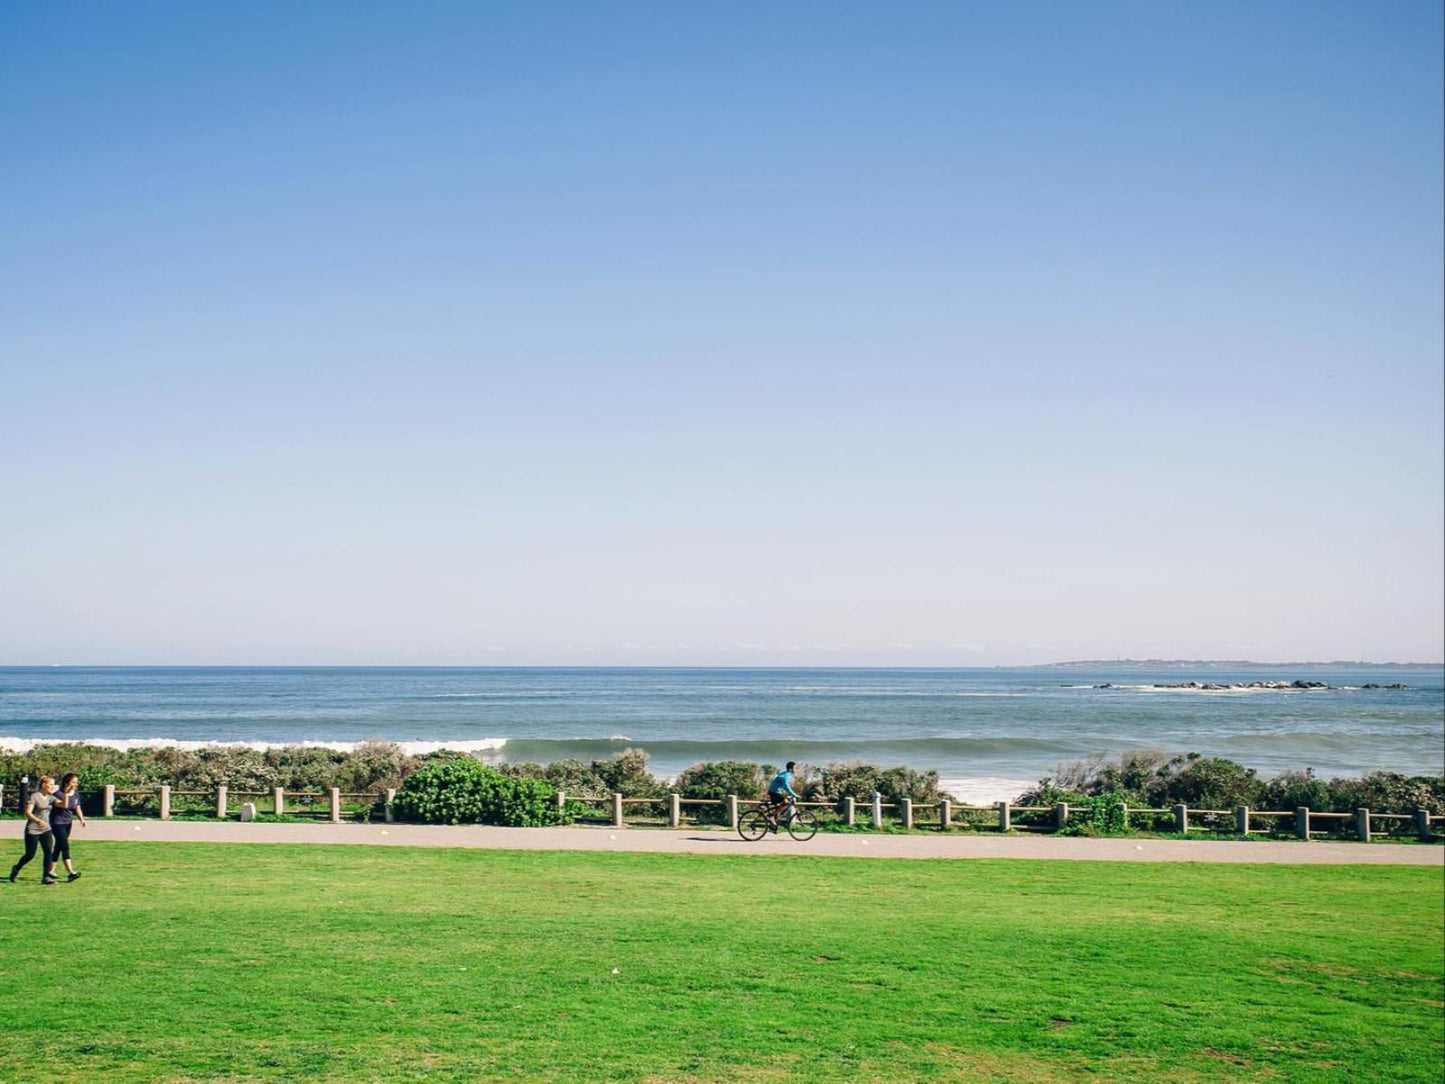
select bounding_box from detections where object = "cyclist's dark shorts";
[768,792,790,807]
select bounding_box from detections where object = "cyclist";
[767,762,799,830]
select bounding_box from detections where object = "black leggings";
[51,822,72,863]
[15,831,55,873]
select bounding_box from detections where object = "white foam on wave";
[940,777,1038,804]
[0,736,510,756]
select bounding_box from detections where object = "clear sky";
[2,2,1441,666]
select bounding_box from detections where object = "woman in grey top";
[51,773,86,882]
[9,775,60,885]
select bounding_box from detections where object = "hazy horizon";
[2,658,1440,671]
[4,3,1442,667]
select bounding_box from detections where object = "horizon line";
[1,659,1441,670]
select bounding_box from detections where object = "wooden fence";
[1,783,1441,842]
[552,791,1441,842]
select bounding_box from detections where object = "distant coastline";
[1028,659,1441,670]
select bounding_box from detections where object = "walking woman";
[51,773,86,882]
[9,776,59,885]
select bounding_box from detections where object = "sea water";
[1,665,1440,803]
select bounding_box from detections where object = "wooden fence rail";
[1,782,1441,842]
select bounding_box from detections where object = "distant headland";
[1029,659,1441,670]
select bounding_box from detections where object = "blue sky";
[2,2,1441,665]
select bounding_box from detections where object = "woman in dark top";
[9,775,59,885]
[50,773,86,882]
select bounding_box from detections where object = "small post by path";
[1416,809,1433,842]
[1054,802,1069,832]
[1295,807,1310,840]
[611,792,624,829]
[842,796,855,827]
[1355,808,1371,843]
[901,798,913,830]
[0,784,5,815]
[938,798,951,831]
[329,787,341,824]
[726,794,738,831]
[1235,805,1249,835]
[103,784,115,818]
[555,791,566,813]
[1119,802,1129,830]
[215,786,228,820]
[273,787,285,817]
[159,784,171,821]
[384,788,396,823]
[997,801,1011,832]
[1173,804,1188,834]
[871,792,883,829]
[668,792,680,828]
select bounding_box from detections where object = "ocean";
[1,665,1441,803]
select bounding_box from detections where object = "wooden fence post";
[1295,806,1310,840]
[1054,802,1069,831]
[384,788,396,823]
[997,801,1011,832]
[939,798,951,831]
[871,792,883,829]
[1416,809,1433,842]
[0,784,5,814]
[668,792,680,828]
[103,784,115,817]
[1235,805,1249,835]
[215,786,228,819]
[1173,804,1188,834]
[555,791,566,812]
[273,787,285,816]
[329,787,341,823]
[901,798,913,829]
[158,785,171,820]
[726,795,738,831]
[1355,808,1371,842]
[611,793,624,828]
[843,797,856,827]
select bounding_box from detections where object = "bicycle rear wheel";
[739,809,771,841]
[786,809,817,841]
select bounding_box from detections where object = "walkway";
[77,820,1445,864]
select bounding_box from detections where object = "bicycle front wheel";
[786,809,817,841]
[739,809,771,842]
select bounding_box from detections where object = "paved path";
[73,820,1444,865]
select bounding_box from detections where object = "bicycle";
[738,797,817,842]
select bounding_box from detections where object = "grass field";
[0,844,1440,1083]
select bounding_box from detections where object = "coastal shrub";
[1057,786,1131,836]
[1320,772,1445,817]
[537,759,612,798]
[820,763,946,806]
[674,761,775,824]
[1013,778,1088,808]
[590,749,665,798]
[1048,749,1172,800]
[1258,769,1331,813]
[501,753,668,799]
[675,761,773,800]
[1147,755,1263,810]
[392,759,567,827]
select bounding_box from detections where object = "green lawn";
[1,844,1440,1083]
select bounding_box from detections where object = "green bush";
[1323,772,1444,816]
[392,759,568,827]
[674,761,775,824]
[1147,755,1263,810]
[590,749,665,798]
[1061,786,1130,836]
[1258,769,1331,813]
